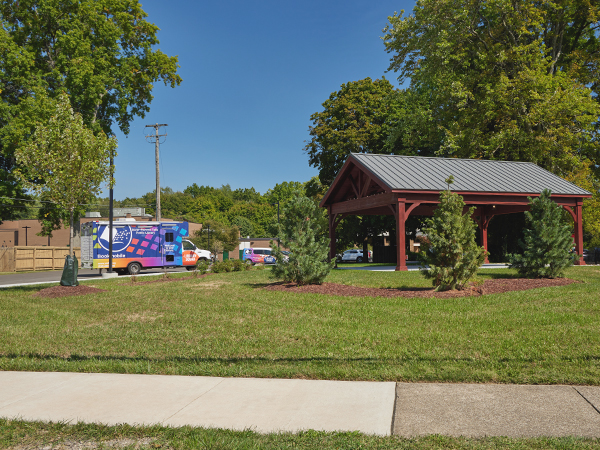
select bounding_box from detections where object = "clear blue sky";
[108,0,416,200]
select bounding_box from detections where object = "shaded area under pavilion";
[319,153,592,271]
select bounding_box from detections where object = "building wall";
[0,219,65,247]
[0,217,202,248]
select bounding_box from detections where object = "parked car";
[242,247,273,264]
[340,249,372,263]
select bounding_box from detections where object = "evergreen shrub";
[195,260,209,275]
[270,193,333,285]
[210,259,250,273]
[508,189,575,278]
[418,176,487,291]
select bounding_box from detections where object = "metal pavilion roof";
[351,153,591,196]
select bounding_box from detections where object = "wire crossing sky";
[108,0,415,200]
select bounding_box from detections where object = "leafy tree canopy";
[0,0,181,136]
[304,77,409,185]
[383,0,600,244]
[265,181,305,205]
[0,0,181,224]
[190,219,239,254]
[15,93,117,254]
[383,0,600,177]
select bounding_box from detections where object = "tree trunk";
[69,208,74,257]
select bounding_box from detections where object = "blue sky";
[109,0,416,200]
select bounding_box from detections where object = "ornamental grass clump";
[270,193,333,285]
[508,189,575,278]
[418,176,487,291]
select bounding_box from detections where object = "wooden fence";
[0,247,81,272]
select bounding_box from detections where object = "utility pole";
[145,123,168,222]
[22,226,31,246]
[270,201,280,247]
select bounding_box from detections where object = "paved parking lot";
[0,267,189,288]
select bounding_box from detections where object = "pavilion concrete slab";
[393,383,600,437]
[0,372,396,436]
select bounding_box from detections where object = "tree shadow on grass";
[0,285,53,294]
[2,353,599,365]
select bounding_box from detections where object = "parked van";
[242,247,274,264]
[80,220,212,275]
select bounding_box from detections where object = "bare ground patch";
[34,285,107,298]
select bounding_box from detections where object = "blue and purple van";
[242,247,275,264]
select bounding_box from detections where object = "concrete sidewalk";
[0,372,395,436]
[1,372,599,437]
[0,268,189,289]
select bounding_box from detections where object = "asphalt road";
[0,267,189,288]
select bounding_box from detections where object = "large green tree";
[383,0,600,242]
[383,0,600,172]
[304,77,409,186]
[15,94,117,255]
[304,78,414,252]
[0,0,181,222]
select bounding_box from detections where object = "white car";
[340,249,372,263]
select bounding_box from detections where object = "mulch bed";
[264,277,577,298]
[34,285,107,298]
[33,275,577,299]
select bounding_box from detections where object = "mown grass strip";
[2,419,600,450]
[0,267,599,384]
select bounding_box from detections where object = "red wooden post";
[396,199,407,271]
[481,215,490,264]
[574,201,585,265]
[328,208,337,262]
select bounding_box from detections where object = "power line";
[0,196,155,207]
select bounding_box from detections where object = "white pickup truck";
[182,239,213,268]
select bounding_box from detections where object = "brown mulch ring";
[265,277,577,298]
[34,285,107,298]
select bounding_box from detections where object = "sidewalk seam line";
[162,378,226,422]
[573,387,600,416]
[390,383,398,436]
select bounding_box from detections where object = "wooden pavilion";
[320,153,592,271]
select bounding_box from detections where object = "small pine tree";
[418,176,487,291]
[508,189,575,278]
[270,193,333,285]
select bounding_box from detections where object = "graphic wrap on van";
[242,248,273,264]
[91,222,189,269]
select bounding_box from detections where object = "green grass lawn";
[1,266,599,384]
[2,419,600,450]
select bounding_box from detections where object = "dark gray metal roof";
[352,153,591,196]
